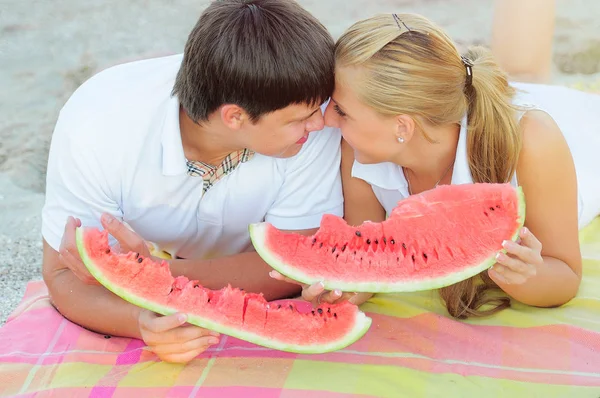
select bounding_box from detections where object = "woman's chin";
[354,151,380,165]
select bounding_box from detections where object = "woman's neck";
[396,122,461,194]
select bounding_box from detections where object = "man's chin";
[256,144,304,159]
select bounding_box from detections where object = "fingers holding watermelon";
[59,216,100,285]
[138,310,220,364]
[100,213,152,258]
[60,214,156,285]
[489,227,543,285]
[269,270,372,307]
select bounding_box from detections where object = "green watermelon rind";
[250,186,526,293]
[75,228,372,354]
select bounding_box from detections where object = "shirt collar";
[160,95,188,176]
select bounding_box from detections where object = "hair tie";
[392,14,412,32]
[461,56,473,87]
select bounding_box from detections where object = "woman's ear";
[395,115,416,143]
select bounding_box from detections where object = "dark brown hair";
[172,0,335,123]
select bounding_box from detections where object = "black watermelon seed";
[289,304,294,310]
[135,253,139,258]
[312,238,317,245]
[402,243,407,250]
[490,207,495,211]
[104,335,111,339]
[423,253,428,259]
[390,239,395,245]
[353,251,357,255]
[327,307,331,313]
[137,257,143,263]
[317,308,323,314]
[411,254,416,263]
[311,310,316,315]
[496,205,501,209]
[105,249,110,254]
[334,313,337,318]
[366,239,371,244]
[319,242,323,248]
[383,237,387,244]
[208,298,211,303]
[194,285,199,288]
[341,244,347,252]
[332,247,336,253]
[336,254,339,259]
[374,239,378,244]
[355,231,362,237]
[278,304,282,309]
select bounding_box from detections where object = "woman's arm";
[341,139,387,226]
[489,109,582,306]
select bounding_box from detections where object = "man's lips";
[296,134,308,144]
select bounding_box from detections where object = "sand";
[1,0,599,325]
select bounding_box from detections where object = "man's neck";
[179,106,243,166]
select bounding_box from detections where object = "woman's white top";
[352,82,600,229]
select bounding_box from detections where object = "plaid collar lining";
[186,148,254,193]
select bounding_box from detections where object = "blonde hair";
[336,13,522,318]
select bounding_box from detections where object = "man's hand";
[58,213,153,285]
[138,310,220,363]
[269,270,373,307]
[58,216,98,285]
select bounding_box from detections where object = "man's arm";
[43,237,144,338]
[168,231,314,301]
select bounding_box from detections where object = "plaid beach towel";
[1,218,600,397]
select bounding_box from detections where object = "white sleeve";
[41,106,122,251]
[265,126,344,230]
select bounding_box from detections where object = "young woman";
[273,12,600,319]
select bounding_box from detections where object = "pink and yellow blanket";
[2,218,600,397]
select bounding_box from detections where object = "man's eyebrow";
[292,107,320,122]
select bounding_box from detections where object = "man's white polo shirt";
[42,54,343,260]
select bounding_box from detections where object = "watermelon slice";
[75,228,372,353]
[250,183,525,293]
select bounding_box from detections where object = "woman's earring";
[397,137,405,143]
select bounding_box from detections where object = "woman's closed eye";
[333,105,347,118]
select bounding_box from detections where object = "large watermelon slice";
[250,183,525,293]
[75,228,372,353]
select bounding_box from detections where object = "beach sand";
[1,0,599,324]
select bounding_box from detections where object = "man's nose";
[306,110,325,132]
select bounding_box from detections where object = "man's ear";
[395,114,416,143]
[220,104,247,130]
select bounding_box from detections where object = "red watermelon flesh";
[249,183,525,292]
[75,228,372,353]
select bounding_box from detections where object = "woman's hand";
[489,227,543,286]
[269,270,373,307]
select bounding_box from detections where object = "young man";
[41,0,342,363]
